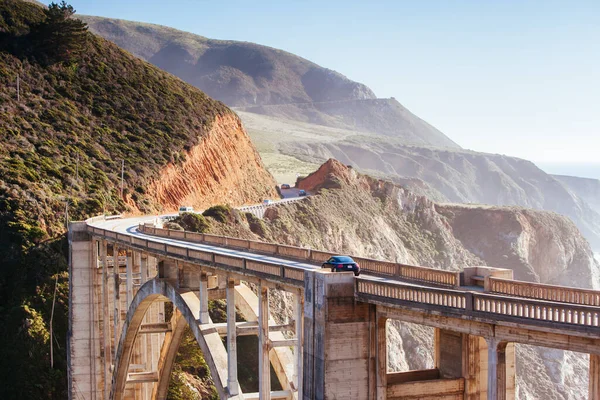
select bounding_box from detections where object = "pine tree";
[29,1,88,63]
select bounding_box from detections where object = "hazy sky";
[73,0,599,166]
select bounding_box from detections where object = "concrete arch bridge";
[68,215,600,400]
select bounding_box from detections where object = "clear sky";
[72,0,599,166]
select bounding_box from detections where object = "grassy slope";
[0,1,234,397]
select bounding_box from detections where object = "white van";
[178,206,194,215]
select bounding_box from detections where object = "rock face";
[148,114,277,211]
[214,159,598,400]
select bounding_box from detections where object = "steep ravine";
[207,159,598,400]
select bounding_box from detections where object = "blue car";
[298,189,307,196]
[322,255,361,276]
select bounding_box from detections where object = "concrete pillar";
[486,338,507,400]
[140,254,148,285]
[68,222,102,399]
[199,272,209,324]
[113,244,121,358]
[126,250,133,308]
[258,282,271,400]
[101,240,112,399]
[590,354,600,400]
[302,270,374,400]
[226,277,239,396]
[376,316,387,400]
[435,328,464,378]
[293,290,304,398]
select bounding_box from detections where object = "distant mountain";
[81,16,376,107]
[81,16,460,149]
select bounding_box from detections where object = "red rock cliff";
[148,113,278,211]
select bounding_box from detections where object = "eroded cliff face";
[148,114,278,211]
[437,204,600,288]
[213,159,598,400]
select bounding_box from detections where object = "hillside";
[81,16,460,149]
[237,98,459,148]
[554,174,600,216]
[0,1,276,397]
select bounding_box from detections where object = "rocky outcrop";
[148,114,277,211]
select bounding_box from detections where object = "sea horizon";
[537,162,600,181]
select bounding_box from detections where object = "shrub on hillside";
[202,205,232,223]
[173,213,210,233]
[164,221,184,231]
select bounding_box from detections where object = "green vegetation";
[202,205,232,224]
[172,212,211,233]
[0,1,230,397]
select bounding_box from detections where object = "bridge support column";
[293,289,304,399]
[590,354,600,400]
[101,240,112,399]
[126,250,133,308]
[199,272,210,324]
[376,315,387,400]
[258,282,271,400]
[113,244,121,361]
[486,338,507,400]
[226,277,239,396]
[303,270,375,400]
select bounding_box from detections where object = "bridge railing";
[486,277,600,306]
[358,279,600,328]
[357,279,467,309]
[472,292,600,327]
[138,224,460,287]
[88,226,307,287]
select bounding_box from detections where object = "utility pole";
[120,159,124,198]
[49,273,58,368]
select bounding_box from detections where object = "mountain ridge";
[81,15,460,149]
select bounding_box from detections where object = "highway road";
[90,215,412,286]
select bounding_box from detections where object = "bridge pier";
[591,354,600,400]
[486,338,508,400]
[376,315,387,400]
[227,277,239,396]
[258,282,271,400]
[197,271,209,324]
[293,290,304,399]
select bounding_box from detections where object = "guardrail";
[137,224,461,287]
[87,225,306,287]
[358,279,600,329]
[487,276,600,306]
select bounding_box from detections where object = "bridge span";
[69,214,600,400]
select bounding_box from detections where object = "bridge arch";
[110,278,228,400]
